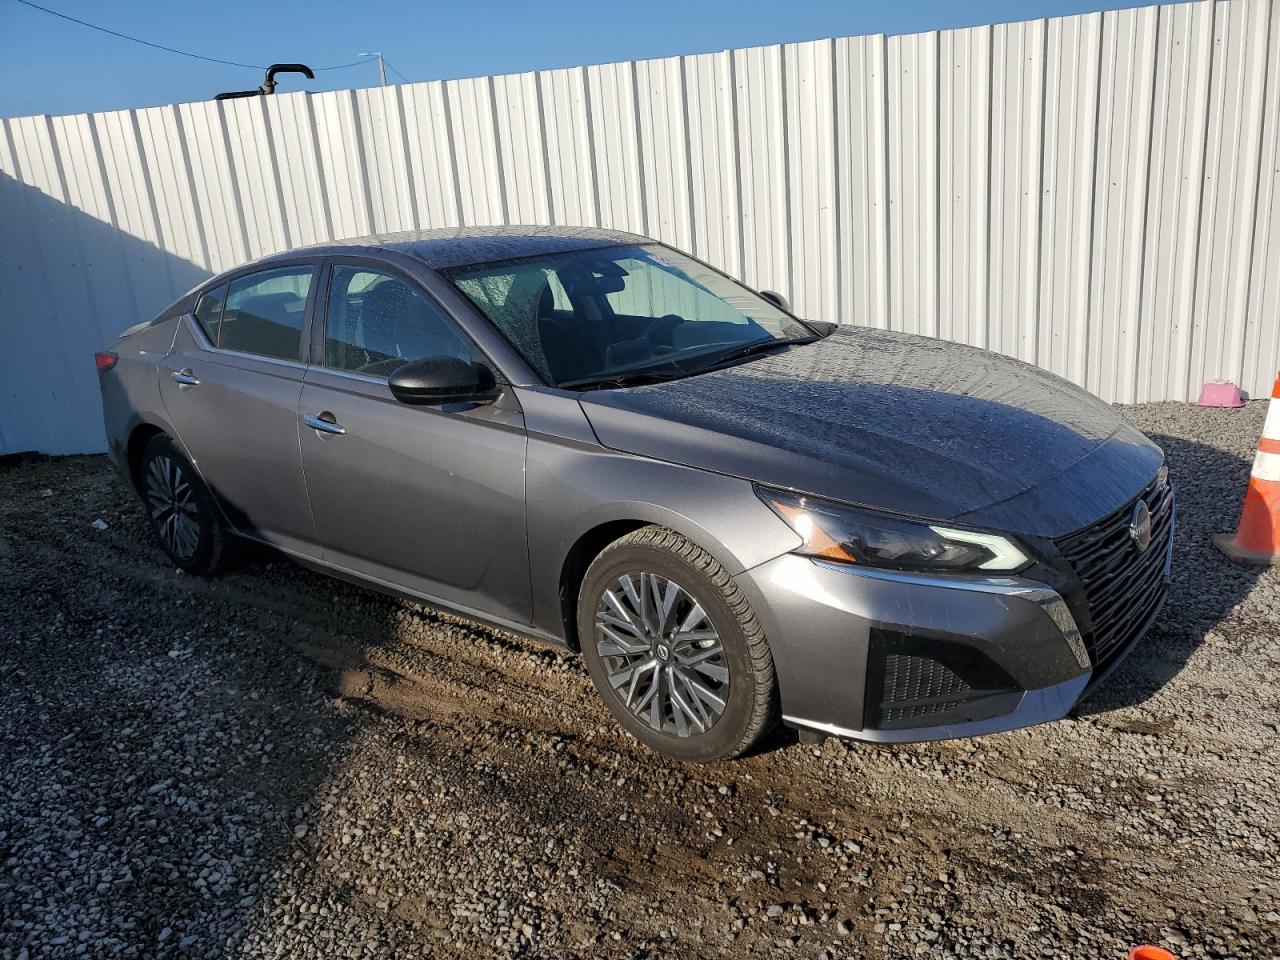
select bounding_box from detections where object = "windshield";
[443,244,813,387]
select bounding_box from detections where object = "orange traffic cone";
[1129,947,1178,960]
[1213,371,1280,564]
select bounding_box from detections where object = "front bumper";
[736,546,1167,743]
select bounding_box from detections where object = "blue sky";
[1,0,1165,119]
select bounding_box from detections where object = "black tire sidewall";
[137,436,219,574]
[578,541,760,763]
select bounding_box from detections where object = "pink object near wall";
[1197,381,1245,408]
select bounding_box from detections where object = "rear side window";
[194,284,227,343]
[218,266,315,361]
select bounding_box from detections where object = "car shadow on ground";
[1071,431,1266,717]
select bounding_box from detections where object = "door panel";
[160,318,318,554]
[299,369,531,623]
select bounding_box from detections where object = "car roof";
[278,225,652,271]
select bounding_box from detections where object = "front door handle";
[171,368,200,386]
[304,412,346,436]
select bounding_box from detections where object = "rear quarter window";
[194,284,227,343]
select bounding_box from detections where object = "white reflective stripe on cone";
[1264,399,1280,442]
[1253,449,1280,482]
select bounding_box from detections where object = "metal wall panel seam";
[0,118,60,452]
[1243,0,1280,396]
[16,115,97,452]
[1228,0,1275,385]
[979,24,995,352]
[1079,11,1107,396]
[1170,0,1216,402]
[433,82,466,227]
[628,59,650,237]
[484,75,511,225]
[168,104,213,270]
[536,70,560,224]
[578,66,604,229]
[875,32,891,331]
[43,112,107,449]
[718,49,744,280]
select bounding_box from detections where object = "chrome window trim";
[182,314,307,370]
[307,366,388,386]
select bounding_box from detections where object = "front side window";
[444,244,811,387]
[324,266,472,378]
[218,265,315,361]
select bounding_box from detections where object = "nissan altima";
[96,226,1174,762]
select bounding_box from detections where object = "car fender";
[525,433,802,643]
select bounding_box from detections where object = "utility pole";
[359,51,387,87]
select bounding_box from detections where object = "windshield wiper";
[696,335,818,372]
[559,335,818,391]
[558,368,693,391]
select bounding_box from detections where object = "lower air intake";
[863,629,1021,731]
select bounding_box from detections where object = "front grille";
[864,629,1021,730]
[1056,473,1174,667]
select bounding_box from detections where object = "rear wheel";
[137,435,226,576]
[578,526,778,762]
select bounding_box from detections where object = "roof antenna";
[216,63,315,101]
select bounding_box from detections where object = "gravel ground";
[1,401,1278,960]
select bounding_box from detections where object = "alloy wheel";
[144,455,200,559]
[593,572,729,737]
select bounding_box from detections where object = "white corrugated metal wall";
[2,0,1279,455]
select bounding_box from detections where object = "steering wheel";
[638,313,684,347]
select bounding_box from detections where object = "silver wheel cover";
[594,572,729,737]
[145,455,201,560]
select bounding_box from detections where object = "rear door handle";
[171,368,200,386]
[304,412,346,436]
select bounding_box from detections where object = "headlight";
[758,487,1031,574]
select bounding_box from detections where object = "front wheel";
[578,526,778,762]
[137,435,227,576]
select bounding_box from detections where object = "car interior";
[218,291,306,360]
[195,250,792,386]
[325,272,470,376]
[455,253,770,385]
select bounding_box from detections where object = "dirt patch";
[1,402,1278,959]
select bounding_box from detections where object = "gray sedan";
[95,226,1173,762]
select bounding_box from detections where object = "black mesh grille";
[1056,473,1174,667]
[881,652,973,722]
[864,630,1021,730]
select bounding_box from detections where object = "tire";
[577,526,778,762]
[136,435,227,576]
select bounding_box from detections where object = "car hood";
[578,327,1163,539]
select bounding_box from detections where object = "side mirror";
[388,357,498,406]
[759,289,790,312]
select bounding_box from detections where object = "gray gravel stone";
[0,400,1276,958]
